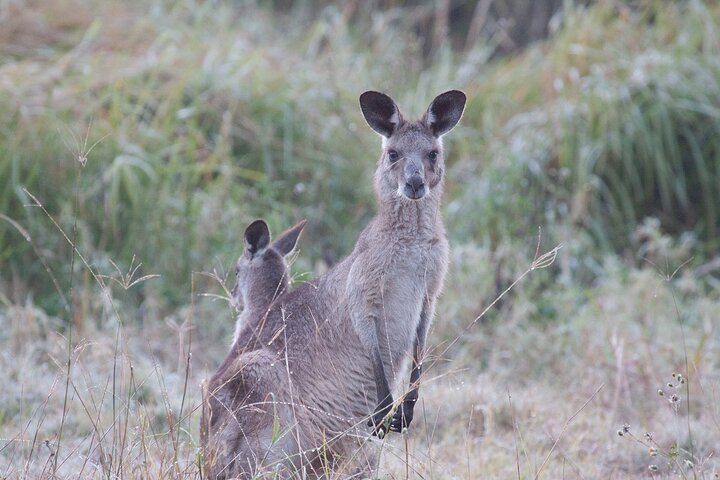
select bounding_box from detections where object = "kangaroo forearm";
[405,355,422,403]
[368,344,395,437]
[372,343,393,406]
[407,302,429,401]
[389,304,429,433]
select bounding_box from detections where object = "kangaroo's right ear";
[359,91,402,138]
[272,219,306,257]
[244,219,270,256]
[424,90,466,137]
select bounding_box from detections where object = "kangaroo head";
[359,90,466,202]
[231,219,306,311]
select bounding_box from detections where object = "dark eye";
[388,150,399,163]
[428,151,438,162]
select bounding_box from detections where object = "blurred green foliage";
[1,1,719,317]
[451,1,720,262]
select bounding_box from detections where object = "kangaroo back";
[202,219,305,478]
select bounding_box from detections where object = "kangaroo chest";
[352,233,448,304]
[384,236,447,293]
[355,235,445,344]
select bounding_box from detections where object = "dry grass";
[2,234,718,478]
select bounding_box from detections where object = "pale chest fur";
[347,228,448,386]
[350,232,447,299]
[383,235,448,297]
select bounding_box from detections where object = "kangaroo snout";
[404,174,426,199]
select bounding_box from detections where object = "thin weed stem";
[645,255,697,471]
[52,158,83,475]
[431,228,561,378]
[508,388,521,480]
[533,383,604,480]
[0,214,68,309]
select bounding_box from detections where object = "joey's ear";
[359,91,402,138]
[272,219,306,257]
[244,219,270,256]
[424,90,466,137]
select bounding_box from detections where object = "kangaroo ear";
[359,91,402,138]
[244,219,270,256]
[424,90,466,137]
[272,219,306,257]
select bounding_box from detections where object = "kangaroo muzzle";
[404,173,426,200]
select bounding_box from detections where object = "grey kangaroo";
[202,90,466,479]
[230,219,306,346]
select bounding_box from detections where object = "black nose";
[407,175,424,192]
[404,174,426,199]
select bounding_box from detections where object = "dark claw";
[367,405,393,437]
[388,417,404,432]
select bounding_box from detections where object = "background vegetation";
[1,0,718,478]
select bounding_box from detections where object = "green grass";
[451,1,720,262]
[3,1,720,311]
[1,0,719,478]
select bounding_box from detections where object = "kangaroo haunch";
[202,90,466,479]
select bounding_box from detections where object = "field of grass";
[1,0,719,478]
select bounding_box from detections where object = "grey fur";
[231,219,306,346]
[201,90,466,479]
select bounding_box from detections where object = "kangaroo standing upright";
[202,90,466,479]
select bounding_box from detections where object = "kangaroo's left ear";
[424,90,466,137]
[272,219,306,257]
[244,219,271,256]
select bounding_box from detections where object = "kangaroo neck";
[376,189,443,238]
[246,279,286,312]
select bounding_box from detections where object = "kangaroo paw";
[367,405,393,438]
[389,400,416,433]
